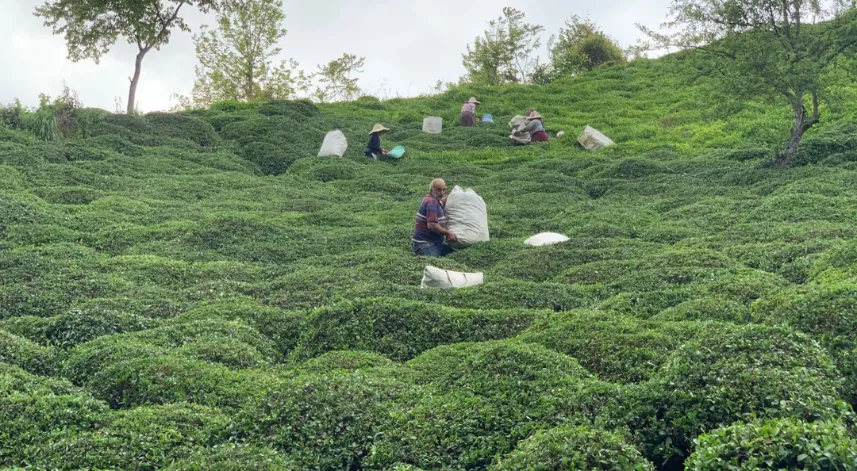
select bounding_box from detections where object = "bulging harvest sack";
[524,232,570,246]
[577,125,615,151]
[445,185,489,248]
[420,265,484,289]
[422,117,443,134]
[318,130,348,157]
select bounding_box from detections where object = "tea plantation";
[4,52,857,470]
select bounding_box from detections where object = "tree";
[533,16,626,83]
[639,0,857,167]
[34,0,219,114]
[189,0,309,107]
[312,53,365,103]
[462,7,545,85]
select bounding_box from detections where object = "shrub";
[31,403,231,471]
[241,141,297,175]
[257,99,319,117]
[651,296,750,323]
[173,338,269,369]
[297,350,399,374]
[61,338,167,386]
[492,425,654,471]
[145,112,217,146]
[133,320,279,362]
[291,298,538,361]
[0,330,58,375]
[164,443,293,470]
[239,371,419,471]
[604,324,853,467]
[86,355,250,409]
[686,419,857,470]
[44,308,157,349]
[517,310,703,383]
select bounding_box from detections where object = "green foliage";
[492,425,654,471]
[686,419,857,470]
[0,330,58,375]
[462,7,545,85]
[145,112,217,146]
[44,308,157,349]
[292,298,538,361]
[604,324,853,466]
[164,443,293,470]
[30,403,231,471]
[239,372,419,471]
[518,310,704,383]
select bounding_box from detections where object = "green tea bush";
[164,443,293,471]
[239,371,419,471]
[291,298,538,361]
[132,319,278,361]
[44,308,157,349]
[145,112,217,146]
[173,337,269,368]
[257,99,319,117]
[31,403,231,471]
[686,419,857,470]
[0,316,51,344]
[62,337,167,386]
[651,296,750,322]
[517,310,703,383]
[0,330,58,375]
[241,141,297,175]
[87,354,252,409]
[492,425,654,471]
[296,350,399,374]
[604,324,853,466]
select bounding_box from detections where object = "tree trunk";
[776,92,819,168]
[128,49,148,115]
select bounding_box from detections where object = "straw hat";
[527,111,543,120]
[370,124,390,134]
[467,97,481,104]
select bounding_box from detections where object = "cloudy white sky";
[1,0,673,112]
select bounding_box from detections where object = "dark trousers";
[412,241,454,257]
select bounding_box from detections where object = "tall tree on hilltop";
[462,7,545,85]
[190,0,309,106]
[35,0,220,114]
[639,0,857,167]
[312,53,365,103]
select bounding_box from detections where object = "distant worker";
[524,111,549,142]
[365,124,390,159]
[412,178,457,257]
[460,97,480,127]
[525,108,534,117]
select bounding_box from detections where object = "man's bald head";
[429,178,447,200]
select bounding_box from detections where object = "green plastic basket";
[387,146,406,159]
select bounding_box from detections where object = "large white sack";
[422,116,443,134]
[577,125,615,151]
[524,232,570,246]
[445,185,489,249]
[508,115,531,144]
[318,130,348,157]
[420,265,484,289]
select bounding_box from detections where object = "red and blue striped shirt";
[412,195,446,245]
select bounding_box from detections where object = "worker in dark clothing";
[365,124,390,159]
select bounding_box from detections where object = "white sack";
[422,116,443,134]
[524,232,570,246]
[577,125,615,152]
[445,185,489,249]
[420,265,484,289]
[318,130,348,157]
[509,115,531,144]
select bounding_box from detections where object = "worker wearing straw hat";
[524,111,549,142]
[365,124,390,159]
[459,97,480,127]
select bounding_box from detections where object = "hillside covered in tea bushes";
[3,52,857,470]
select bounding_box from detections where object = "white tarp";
[445,185,489,249]
[577,125,615,151]
[420,265,484,289]
[422,117,443,134]
[524,232,570,246]
[318,130,348,157]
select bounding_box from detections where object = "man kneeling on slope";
[412,178,457,257]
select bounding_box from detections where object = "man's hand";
[447,232,457,242]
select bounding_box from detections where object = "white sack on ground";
[423,117,443,134]
[420,265,484,289]
[577,125,615,151]
[509,115,531,144]
[318,130,348,157]
[445,185,489,249]
[525,232,570,246]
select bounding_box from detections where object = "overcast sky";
[0,0,673,112]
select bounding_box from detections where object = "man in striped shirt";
[412,178,457,257]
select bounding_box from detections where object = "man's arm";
[428,222,456,241]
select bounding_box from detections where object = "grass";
[2,50,857,470]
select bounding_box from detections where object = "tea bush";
[291,298,539,361]
[686,418,857,470]
[0,330,58,375]
[492,425,655,471]
[164,443,293,470]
